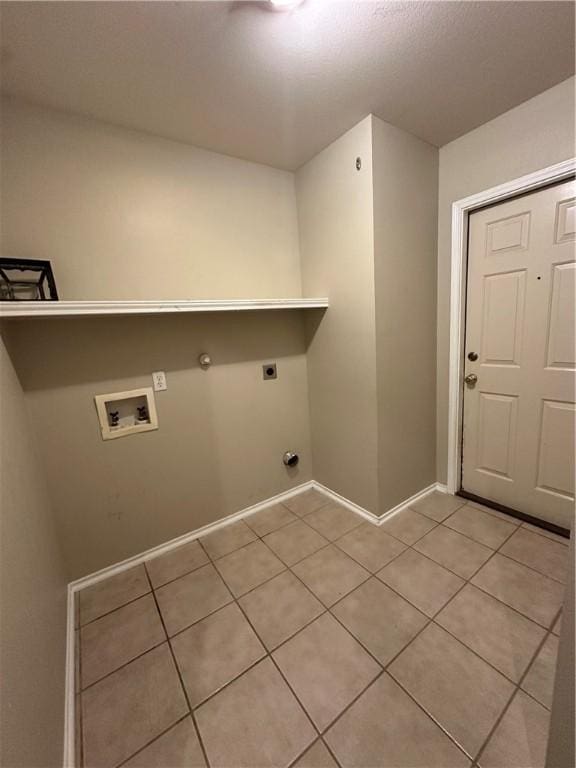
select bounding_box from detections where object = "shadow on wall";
[1,309,326,390]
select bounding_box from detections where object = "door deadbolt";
[464,373,478,386]
[467,351,478,361]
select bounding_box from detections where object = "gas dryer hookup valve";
[283,451,299,468]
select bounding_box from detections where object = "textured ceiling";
[1,1,574,170]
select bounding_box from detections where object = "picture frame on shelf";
[0,258,59,301]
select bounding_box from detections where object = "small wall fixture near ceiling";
[267,0,305,11]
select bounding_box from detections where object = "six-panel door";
[462,179,575,528]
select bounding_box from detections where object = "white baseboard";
[63,586,76,768]
[62,479,315,767]
[376,482,440,523]
[311,481,380,524]
[62,476,449,766]
[312,480,446,526]
[68,480,315,594]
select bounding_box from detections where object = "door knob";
[464,373,478,386]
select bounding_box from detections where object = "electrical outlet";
[263,363,277,380]
[152,371,167,391]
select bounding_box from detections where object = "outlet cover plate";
[152,371,167,391]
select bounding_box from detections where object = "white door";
[462,179,575,529]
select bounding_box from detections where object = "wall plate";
[152,371,167,391]
[263,363,277,380]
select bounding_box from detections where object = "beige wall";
[2,312,313,578]
[297,115,439,515]
[0,99,313,579]
[372,116,438,512]
[10,77,571,585]
[0,98,301,300]
[297,117,379,512]
[0,335,67,767]
[436,77,575,483]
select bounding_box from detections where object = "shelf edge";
[0,298,329,318]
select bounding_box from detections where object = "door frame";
[446,157,576,495]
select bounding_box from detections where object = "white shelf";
[0,298,329,318]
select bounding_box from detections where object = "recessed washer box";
[94,387,158,441]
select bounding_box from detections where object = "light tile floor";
[75,489,569,768]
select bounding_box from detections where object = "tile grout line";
[354,514,562,763]
[284,740,330,768]
[79,524,562,676]
[372,526,520,760]
[385,508,517,574]
[168,580,278,641]
[79,598,200,767]
[74,495,567,767]
[313,509,433,579]
[372,572,478,760]
[435,509,568,584]
[412,519,510,573]
[414,521,560,764]
[422,521,564,703]
[96,556,557,762]
[487,547,568,585]
[465,500,570,543]
[219,517,384,750]
[114,714,191,768]
[78,521,335,691]
[78,585,154,629]
[206,525,398,764]
[78,637,169,694]
[302,500,482,752]
[331,650,473,764]
[440,510,519,547]
[199,506,364,602]
[185,533,343,764]
[78,567,243,693]
[197,607,328,698]
[463,560,563,630]
[111,614,322,745]
[164,531,335,709]
[75,499,559,629]
[281,558,384,673]
[281,494,336,519]
[318,630,475,764]
[471,611,561,767]
[76,503,557,698]
[502,512,568,587]
[259,534,472,762]
[79,513,560,648]
[384,670,475,762]
[403,519,566,625]
[519,522,570,547]
[205,531,352,765]
[319,736,345,768]
[74,494,560,604]
[429,614,550,695]
[298,669,386,754]
[231,591,326,742]
[143,562,212,768]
